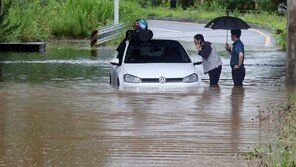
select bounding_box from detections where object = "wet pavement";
[149,20,276,47]
[0,25,287,166]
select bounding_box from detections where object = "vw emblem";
[159,76,166,84]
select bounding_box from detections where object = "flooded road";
[0,40,286,166]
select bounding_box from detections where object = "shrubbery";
[179,0,194,9]
[138,0,286,12]
[3,0,143,41]
[220,0,255,11]
[0,1,19,42]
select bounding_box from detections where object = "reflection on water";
[0,42,287,166]
[230,87,245,152]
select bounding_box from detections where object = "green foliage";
[139,0,286,12]
[254,0,284,12]
[240,92,295,166]
[195,1,225,12]
[276,28,286,51]
[8,1,52,41]
[273,93,296,166]
[137,0,163,7]
[219,0,256,11]
[178,0,194,9]
[256,93,296,166]
[151,0,163,6]
[5,0,143,42]
[50,0,114,38]
[0,1,19,42]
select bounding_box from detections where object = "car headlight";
[123,74,142,83]
[182,73,198,83]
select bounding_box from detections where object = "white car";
[109,39,201,90]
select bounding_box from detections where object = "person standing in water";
[194,34,223,86]
[225,29,245,86]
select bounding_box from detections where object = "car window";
[124,41,191,63]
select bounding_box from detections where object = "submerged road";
[149,20,276,47]
[0,21,286,166]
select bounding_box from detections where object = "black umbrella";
[205,13,250,43]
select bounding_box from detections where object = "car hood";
[122,63,196,78]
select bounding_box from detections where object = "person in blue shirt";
[225,30,245,86]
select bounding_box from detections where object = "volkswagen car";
[109,39,201,90]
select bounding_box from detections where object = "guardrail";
[90,24,126,47]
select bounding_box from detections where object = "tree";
[286,0,296,84]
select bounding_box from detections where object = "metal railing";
[90,24,126,47]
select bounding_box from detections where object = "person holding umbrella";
[194,34,222,86]
[204,12,250,86]
[225,29,245,86]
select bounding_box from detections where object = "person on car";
[225,29,245,86]
[116,19,153,65]
[194,34,222,86]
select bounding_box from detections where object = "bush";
[138,0,163,7]
[0,1,19,42]
[151,0,162,6]
[276,28,286,51]
[5,0,143,41]
[255,0,284,12]
[178,0,194,9]
[195,1,225,12]
[219,0,256,11]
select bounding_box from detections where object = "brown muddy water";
[0,41,287,166]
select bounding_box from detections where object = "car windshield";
[124,40,191,63]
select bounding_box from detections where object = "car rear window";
[124,40,191,63]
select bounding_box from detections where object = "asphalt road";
[149,20,276,47]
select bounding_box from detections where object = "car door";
[110,41,130,86]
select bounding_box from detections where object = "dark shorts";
[231,65,245,86]
[208,65,222,86]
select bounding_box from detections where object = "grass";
[5,0,143,42]
[0,1,19,42]
[272,94,296,166]
[240,93,296,166]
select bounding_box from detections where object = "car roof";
[129,39,182,47]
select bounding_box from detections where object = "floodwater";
[0,41,287,166]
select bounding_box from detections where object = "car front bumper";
[119,82,200,92]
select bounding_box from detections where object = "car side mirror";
[193,61,203,66]
[110,58,120,66]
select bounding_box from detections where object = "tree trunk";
[286,0,296,84]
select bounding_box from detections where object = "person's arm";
[225,43,232,54]
[116,38,127,52]
[233,43,244,69]
[238,52,244,67]
[198,42,212,59]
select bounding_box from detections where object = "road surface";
[149,20,275,47]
